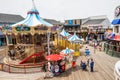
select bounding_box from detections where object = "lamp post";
[47,32,50,55]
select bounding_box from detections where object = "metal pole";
[47,32,50,55]
[94,41,95,53]
[94,40,96,53]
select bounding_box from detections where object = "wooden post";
[24,65,26,74]
[32,34,34,44]
[111,45,114,56]
[107,43,109,54]
[8,64,10,73]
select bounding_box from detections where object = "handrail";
[19,51,44,64]
[0,61,48,73]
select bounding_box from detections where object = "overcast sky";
[0,0,119,22]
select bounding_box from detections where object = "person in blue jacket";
[85,47,90,56]
[90,59,94,72]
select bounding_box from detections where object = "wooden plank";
[37,44,119,80]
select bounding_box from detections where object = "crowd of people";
[42,60,66,79]
[83,47,94,72]
[80,58,94,72]
[42,45,95,79]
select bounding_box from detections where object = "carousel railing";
[104,42,120,57]
[0,61,48,74]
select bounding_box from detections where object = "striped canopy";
[60,47,74,55]
[12,4,53,27]
[68,33,81,42]
[60,29,70,37]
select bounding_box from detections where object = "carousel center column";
[31,27,35,53]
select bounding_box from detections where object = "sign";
[68,20,73,25]
[115,7,120,17]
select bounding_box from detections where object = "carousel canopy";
[60,47,74,55]
[11,0,53,27]
[68,33,82,42]
[60,29,70,37]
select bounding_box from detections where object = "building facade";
[112,5,120,33]
[63,15,110,40]
[81,15,110,41]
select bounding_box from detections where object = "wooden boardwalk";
[38,44,119,80]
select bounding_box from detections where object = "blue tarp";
[111,19,120,25]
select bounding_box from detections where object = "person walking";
[82,62,87,71]
[80,60,83,69]
[90,59,94,72]
[42,64,47,72]
[85,48,90,56]
[87,58,90,67]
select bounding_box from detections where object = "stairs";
[34,45,44,53]
[19,51,44,64]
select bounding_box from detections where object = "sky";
[0,0,119,22]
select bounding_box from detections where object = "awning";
[114,35,120,41]
[111,19,120,25]
[64,24,80,27]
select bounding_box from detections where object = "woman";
[54,64,60,76]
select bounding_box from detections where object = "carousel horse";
[8,50,16,60]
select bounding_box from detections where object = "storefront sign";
[115,7,120,17]
[68,20,73,25]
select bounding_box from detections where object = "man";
[90,59,94,72]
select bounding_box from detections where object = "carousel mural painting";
[3,0,57,65]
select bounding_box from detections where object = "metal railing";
[0,61,47,74]
[104,43,120,57]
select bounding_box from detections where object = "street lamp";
[47,32,51,55]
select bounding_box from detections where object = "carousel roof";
[60,29,70,37]
[12,0,53,27]
[68,33,81,42]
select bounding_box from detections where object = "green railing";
[104,42,120,57]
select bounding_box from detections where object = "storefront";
[104,5,120,57]
[112,5,120,32]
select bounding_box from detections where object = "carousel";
[57,29,84,57]
[3,0,57,65]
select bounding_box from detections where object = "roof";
[82,19,105,25]
[0,13,24,24]
[44,19,62,25]
[12,1,53,27]
[12,8,53,27]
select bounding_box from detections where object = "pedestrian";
[80,60,83,69]
[87,58,90,67]
[90,59,94,72]
[85,48,90,56]
[82,62,87,71]
[50,63,55,73]
[54,63,60,76]
[99,42,102,51]
[42,63,47,72]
